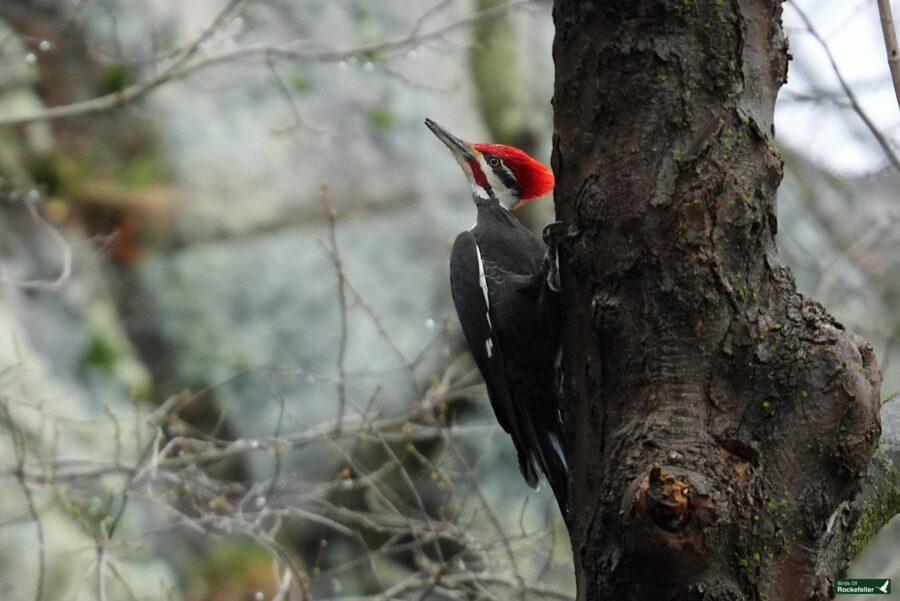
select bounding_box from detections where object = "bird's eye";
[488,158,500,167]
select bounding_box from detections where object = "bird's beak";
[425,118,476,162]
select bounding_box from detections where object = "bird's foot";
[542,221,568,293]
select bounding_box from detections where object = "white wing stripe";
[474,241,496,361]
[549,432,568,472]
[474,242,492,329]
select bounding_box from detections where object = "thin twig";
[0,192,73,292]
[0,0,529,127]
[261,375,287,505]
[353,408,449,567]
[320,572,572,601]
[342,278,420,399]
[791,3,900,172]
[104,433,158,540]
[265,51,327,136]
[877,0,900,107]
[444,435,528,601]
[320,184,349,431]
[99,397,123,468]
[0,0,243,127]
[97,544,109,601]
[329,391,445,567]
[270,567,294,601]
[409,0,456,39]
[105,559,141,601]
[0,400,46,601]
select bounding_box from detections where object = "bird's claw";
[542,221,568,293]
[542,221,568,248]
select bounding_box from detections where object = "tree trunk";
[551,2,882,600]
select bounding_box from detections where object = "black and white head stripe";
[485,155,520,198]
[470,153,520,210]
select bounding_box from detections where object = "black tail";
[521,412,570,519]
[542,430,570,518]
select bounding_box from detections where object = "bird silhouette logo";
[877,580,890,594]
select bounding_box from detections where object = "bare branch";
[878,0,900,107]
[342,278,420,399]
[791,3,900,172]
[0,0,530,127]
[97,544,109,601]
[265,52,327,136]
[0,193,73,292]
[320,184,349,431]
[444,436,528,600]
[270,567,294,601]
[105,559,141,601]
[0,400,46,601]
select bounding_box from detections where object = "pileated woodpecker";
[425,118,568,514]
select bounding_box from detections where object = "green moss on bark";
[851,449,900,556]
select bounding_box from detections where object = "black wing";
[490,269,568,513]
[449,230,540,486]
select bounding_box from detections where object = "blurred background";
[0,0,897,599]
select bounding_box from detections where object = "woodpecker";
[425,118,568,514]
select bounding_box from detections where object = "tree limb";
[0,0,530,128]
[791,2,900,172]
[878,0,900,108]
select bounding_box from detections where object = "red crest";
[474,144,555,207]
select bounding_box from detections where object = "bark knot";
[647,464,691,531]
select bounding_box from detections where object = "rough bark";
[551,2,882,600]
